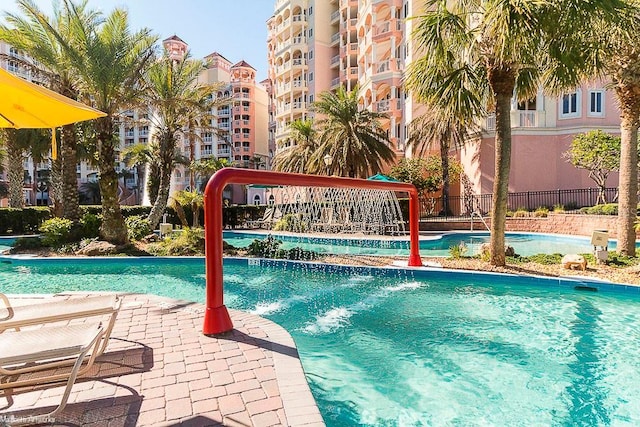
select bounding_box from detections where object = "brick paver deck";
[0,293,324,426]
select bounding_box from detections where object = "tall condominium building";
[268,0,623,197]
[267,0,417,161]
[165,36,269,204]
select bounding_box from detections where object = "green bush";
[0,207,51,234]
[125,215,152,241]
[80,213,102,238]
[273,214,307,232]
[533,207,549,217]
[245,236,319,260]
[512,209,529,218]
[39,217,73,247]
[246,235,285,258]
[11,236,43,250]
[449,242,468,259]
[147,227,205,256]
[580,203,618,215]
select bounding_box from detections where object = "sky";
[1,0,275,81]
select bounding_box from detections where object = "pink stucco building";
[461,85,621,195]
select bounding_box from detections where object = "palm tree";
[590,8,640,256]
[141,51,216,229]
[407,109,478,215]
[312,86,395,178]
[57,1,157,244]
[190,157,230,192]
[0,0,100,222]
[121,142,153,204]
[272,119,320,174]
[405,0,629,266]
[2,129,25,207]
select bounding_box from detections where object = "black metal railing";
[419,187,618,220]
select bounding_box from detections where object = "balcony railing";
[330,55,341,66]
[330,10,340,22]
[376,99,390,112]
[331,77,340,88]
[518,111,537,127]
[331,32,341,45]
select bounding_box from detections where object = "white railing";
[518,111,537,127]
[486,114,496,131]
[376,99,390,112]
[331,55,340,66]
[330,10,340,21]
[331,33,340,44]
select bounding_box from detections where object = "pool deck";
[0,293,324,426]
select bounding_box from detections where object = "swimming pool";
[223,230,621,257]
[1,256,639,425]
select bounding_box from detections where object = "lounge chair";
[0,294,121,357]
[0,322,105,422]
[246,207,274,229]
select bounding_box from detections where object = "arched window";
[268,195,275,205]
[253,194,261,205]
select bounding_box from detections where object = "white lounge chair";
[0,294,121,356]
[0,322,105,423]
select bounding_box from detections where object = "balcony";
[376,99,390,112]
[292,80,307,90]
[330,10,340,23]
[330,32,341,46]
[292,14,306,24]
[218,149,231,156]
[330,55,341,68]
[516,111,537,127]
[219,123,230,130]
[201,148,214,156]
[331,77,341,88]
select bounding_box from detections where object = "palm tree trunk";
[148,165,172,229]
[49,155,63,217]
[488,75,515,267]
[96,118,128,244]
[60,124,80,221]
[617,113,639,256]
[440,138,451,216]
[7,139,24,208]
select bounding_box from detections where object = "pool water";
[1,257,640,425]
[223,231,616,257]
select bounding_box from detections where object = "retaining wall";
[419,213,638,239]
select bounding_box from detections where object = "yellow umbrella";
[0,67,106,158]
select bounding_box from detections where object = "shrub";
[581,203,618,215]
[39,217,73,247]
[512,209,529,218]
[80,213,102,238]
[449,242,468,259]
[11,236,43,250]
[245,236,319,260]
[0,207,51,234]
[273,214,307,232]
[553,204,565,213]
[147,227,205,256]
[246,235,286,258]
[533,207,549,217]
[125,215,152,241]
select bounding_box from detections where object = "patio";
[0,293,323,426]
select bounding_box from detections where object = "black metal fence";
[419,187,618,220]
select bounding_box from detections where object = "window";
[308,6,313,15]
[309,72,314,81]
[308,28,313,38]
[308,50,313,60]
[560,91,581,118]
[309,94,314,103]
[253,194,261,205]
[588,90,604,117]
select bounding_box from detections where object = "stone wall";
[419,213,637,239]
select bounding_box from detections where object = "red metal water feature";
[203,168,423,335]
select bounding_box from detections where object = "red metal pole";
[203,168,423,335]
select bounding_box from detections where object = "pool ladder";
[470,211,490,232]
